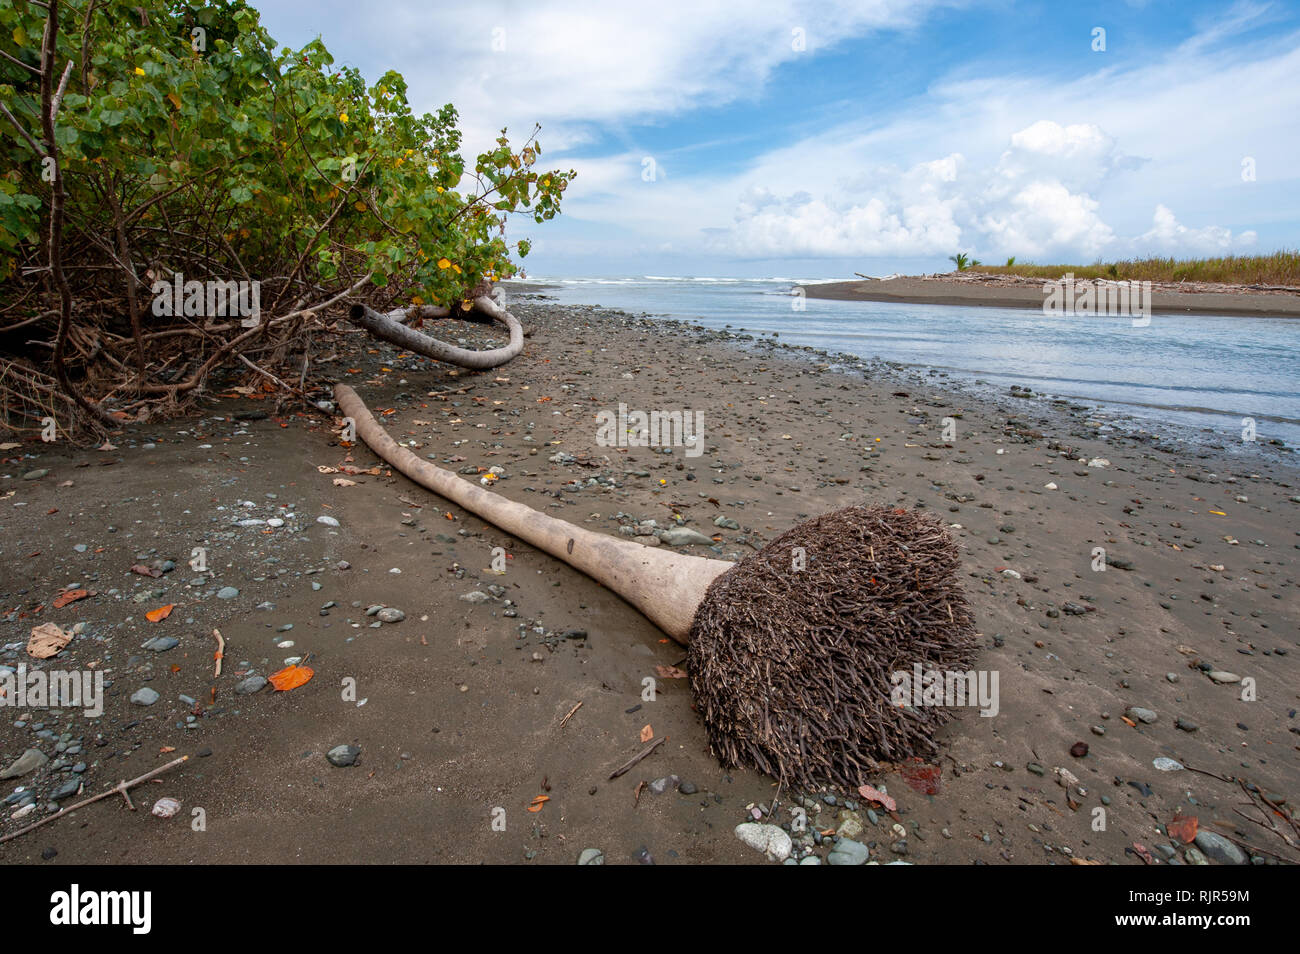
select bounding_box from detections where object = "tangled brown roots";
[687,505,978,790]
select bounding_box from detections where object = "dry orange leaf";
[655,665,687,679]
[639,724,653,743]
[527,795,549,813]
[857,784,897,812]
[268,664,315,691]
[1168,814,1198,843]
[145,604,175,622]
[52,588,92,609]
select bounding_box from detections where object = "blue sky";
[255,0,1300,277]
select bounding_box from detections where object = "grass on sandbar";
[971,251,1299,286]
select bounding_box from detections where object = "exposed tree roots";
[688,505,979,790]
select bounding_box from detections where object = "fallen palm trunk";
[347,294,523,369]
[335,382,729,638]
[334,384,977,789]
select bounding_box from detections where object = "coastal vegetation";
[969,251,1299,286]
[0,0,573,436]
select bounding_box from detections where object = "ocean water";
[511,276,1300,451]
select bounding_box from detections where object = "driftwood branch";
[609,737,666,779]
[212,628,224,677]
[0,755,188,845]
[348,293,523,369]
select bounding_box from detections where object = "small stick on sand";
[212,628,224,678]
[559,701,582,729]
[0,756,188,844]
[609,737,666,779]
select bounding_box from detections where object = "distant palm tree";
[949,252,970,271]
[1005,256,1016,267]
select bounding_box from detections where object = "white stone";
[734,823,792,862]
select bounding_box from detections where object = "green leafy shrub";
[0,0,574,430]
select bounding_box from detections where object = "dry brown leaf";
[857,784,897,812]
[27,622,71,659]
[52,588,92,609]
[639,724,653,743]
[655,665,687,679]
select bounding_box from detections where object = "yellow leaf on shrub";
[167,92,181,109]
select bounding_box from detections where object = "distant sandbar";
[798,275,1300,318]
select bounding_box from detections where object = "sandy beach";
[1,292,1295,865]
[801,274,1300,317]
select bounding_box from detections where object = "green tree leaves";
[0,0,575,303]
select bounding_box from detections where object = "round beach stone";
[327,744,361,767]
[734,822,792,862]
[827,838,870,865]
[235,675,267,694]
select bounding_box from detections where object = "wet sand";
[1,295,1296,865]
